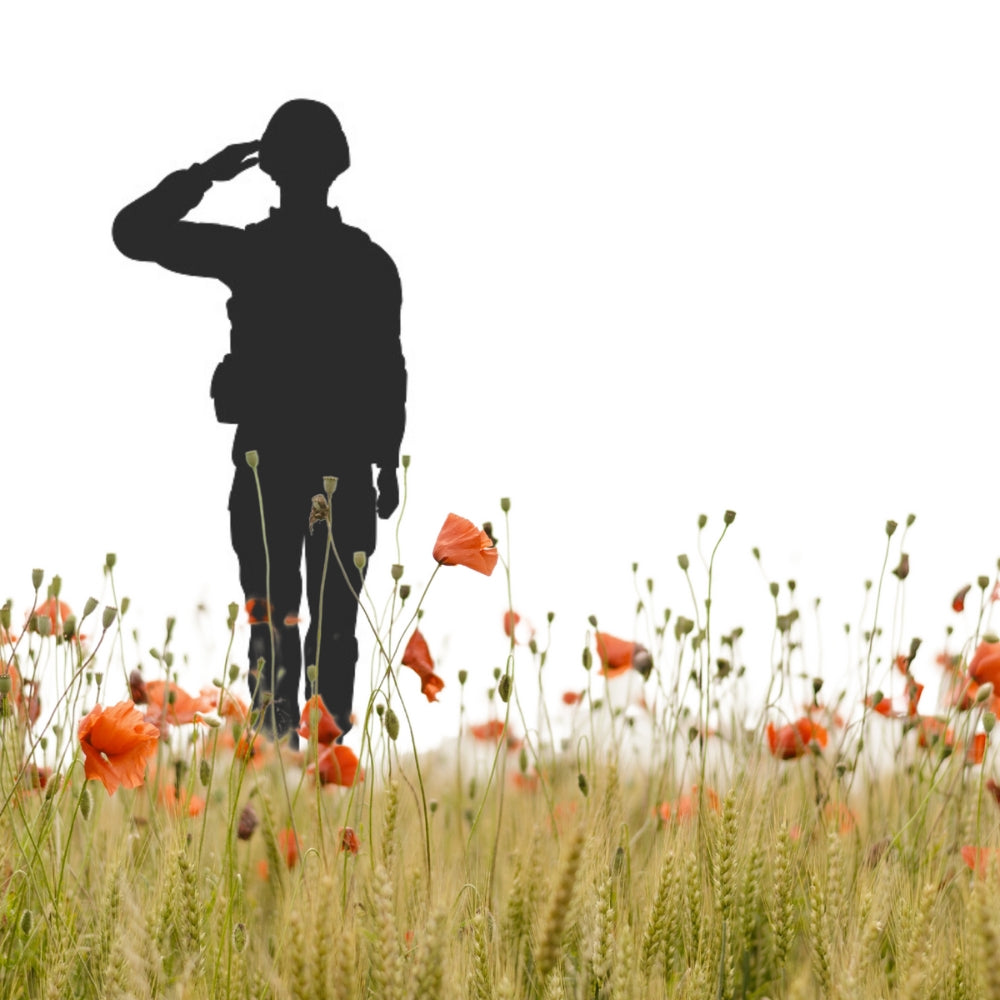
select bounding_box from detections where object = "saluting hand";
[201,141,260,182]
[376,467,399,520]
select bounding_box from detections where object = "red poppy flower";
[78,701,160,795]
[244,597,273,625]
[400,629,446,703]
[953,584,972,613]
[278,827,300,868]
[865,694,893,717]
[511,771,539,792]
[503,611,534,645]
[339,826,360,854]
[562,691,583,706]
[218,691,250,723]
[766,718,828,760]
[432,513,498,576]
[308,744,363,786]
[969,640,1000,688]
[595,632,635,678]
[297,694,342,745]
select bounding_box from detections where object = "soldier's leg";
[303,470,375,739]
[230,467,304,741]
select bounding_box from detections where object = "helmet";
[259,99,350,187]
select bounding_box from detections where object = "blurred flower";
[244,598,273,625]
[510,770,539,792]
[766,718,828,760]
[432,513,498,576]
[915,717,988,763]
[400,629,446,703]
[297,694,342,745]
[595,632,641,679]
[961,845,1000,876]
[339,826,360,854]
[160,784,206,817]
[657,786,720,822]
[952,584,972,613]
[503,611,535,645]
[31,598,72,633]
[308,744,363,786]
[143,681,215,726]
[78,701,159,795]
[278,827,299,868]
[218,691,250,723]
[470,720,506,741]
[561,691,583,706]
[969,640,1000,688]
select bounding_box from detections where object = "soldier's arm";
[112,142,259,283]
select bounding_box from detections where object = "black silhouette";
[113,99,406,744]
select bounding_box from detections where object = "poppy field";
[3,479,1000,999]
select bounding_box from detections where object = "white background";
[2,4,998,750]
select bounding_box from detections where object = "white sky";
[2,4,999,750]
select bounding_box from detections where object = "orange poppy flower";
[297,694,342,745]
[766,718,828,760]
[308,744,363,786]
[915,717,988,763]
[245,597,273,625]
[865,694,893,717]
[218,690,250,723]
[595,632,636,678]
[503,611,535,645]
[969,640,1000,688]
[432,513,498,576]
[401,629,446,703]
[339,826,360,854]
[562,691,583,706]
[511,770,539,792]
[143,681,208,726]
[160,784,206,817]
[78,701,160,795]
[278,827,300,868]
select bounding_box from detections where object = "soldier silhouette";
[113,99,406,745]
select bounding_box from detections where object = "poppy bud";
[399,585,411,601]
[35,616,51,638]
[892,554,909,580]
[31,569,43,590]
[724,510,736,525]
[385,707,400,741]
[164,652,173,669]
[985,713,996,734]
[458,670,468,685]
[518,746,528,773]
[677,554,690,572]
[376,703,385,716]
[233,922,248,954]
[391,564,404,581]
[402,454,411,468]
[227,603,239,630]
[323,475,338,496]
[19,909,31,937]
[102,607,117,630]
[977,683,994,704]
[149,648,161,662]
[769,582,779,598]
[79,784,92,820]
[697,514,707,529]
[200,759,211,786]
[582,647,593,671]
[500,497,510,513]
[353,552,367,570]
[306,664,318,685]
[237,803,258,840]
[578,772,589,796]
[0,675,11,697]
[547,611,555,623]
[752,547,761,560]
[588,615,598,629]
[498,674,512,703]
[980,575,991,591]
[885,520,897,537]
[493,667,501,680]
[121,598,130,617]
[62,616,77,639]
[229,663,240,683]
[245,450,259,468]
[0,603,9,630]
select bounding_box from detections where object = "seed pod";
[385,707,400,741]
